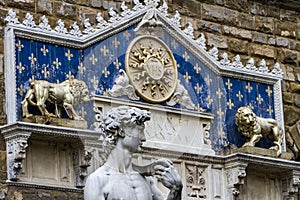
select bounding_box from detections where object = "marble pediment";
[4,0,284,154]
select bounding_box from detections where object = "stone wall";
[0,0,299,198]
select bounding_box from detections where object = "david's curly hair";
[100,106,151,148]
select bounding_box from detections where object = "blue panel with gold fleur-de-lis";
[14,23,275,152]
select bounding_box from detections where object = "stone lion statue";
[21,77,89,120]
[235,106,283,156]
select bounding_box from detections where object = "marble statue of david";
[84,106,182,200]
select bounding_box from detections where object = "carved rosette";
[125,35,177,103]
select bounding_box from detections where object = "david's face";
[122,123,146,153]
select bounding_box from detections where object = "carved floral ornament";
[125,35,177,103]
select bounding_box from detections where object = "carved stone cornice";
[6,181,83,193]
[0,122,99,141]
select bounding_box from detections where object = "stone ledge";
[22,116,87,129]
[233,146,293,160]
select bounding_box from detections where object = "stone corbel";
[287,170,300,194]
[225,162,248,200]
[73,145,93,188]
[5,132,31,181]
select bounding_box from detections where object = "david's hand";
[153,159,183,191]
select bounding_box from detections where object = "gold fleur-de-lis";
[17,84,26,96]
[267,106,274,116]
[194,63,201,74]
[123,30,131,40]
[16,62,25,74]
[53,58,61,69]
[247,104,254,110]
[182,52,190,62]
[90,75,99,90]
[194,83,202,94]
[236,91,243,101]
[78,62,86,74]
[42,65,50,78]
[28,53,37,65]
[184,72,191,83]
[216,88,223,99]
[66,71,73,80]
[225,79,232,90]
[206,95,213,105]
[40,45,49,56]
[101,45,109,56]
[113,58,122,69]
[65,49,73,61]
[112,37,120,49]
[256,94,264,104]
[266,86,272,97]
[16,40,24,52]
[90,54,98,65]
[102,67,110,78]
[205,75,212,86]
[246,82,253,93]
[227,99,234,109]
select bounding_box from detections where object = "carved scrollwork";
[203,123,211,145]
[126,35,177,103]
